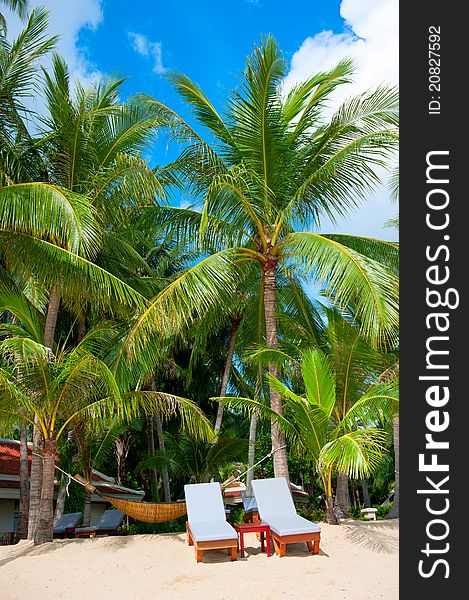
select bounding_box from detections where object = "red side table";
[234,522,271,558]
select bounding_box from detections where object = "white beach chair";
[251,477,321,557]
[184,482,238,563]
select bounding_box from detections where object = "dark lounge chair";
[241,491,259,522]
[53,512,83,539]
[73,509,127,538]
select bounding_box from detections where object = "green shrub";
[348,503,393,520]
[127,515,187,535]
[349,505,362,519]
[375,503,392,519]
[226,505,244,524]
[297,506,325,523]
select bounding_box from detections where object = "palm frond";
[125,249,247,355]
[323,235,398,275]
[0,182,100,257]
[284,231,399,348]
[317,428,387,479]
[1,232,147,314]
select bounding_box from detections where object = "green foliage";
[137,430,247,484]
[368,450,395,504]
[226,504,244,525]
[63,480,85,515]
[254,430,315,486]
[297,506,325,524]
[127,515,187,535]
[349,502,392,520]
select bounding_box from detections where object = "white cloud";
[128,32,166,75]
[283,0,398,240]
[284,0,398,102]
[3,0,104,86]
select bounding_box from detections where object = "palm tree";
[323,310,387,518]
[0,336,214,544]
[0,278,45,538]
[214,327,399,523]
[126,36,399,481]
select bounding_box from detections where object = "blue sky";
[5,0,398,239]
[79,0,344,111]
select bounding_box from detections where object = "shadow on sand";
[0,533,183,568]
[341,518,399,554]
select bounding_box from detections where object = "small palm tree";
[0,336,214,544]
[215,324,399,523]
[137,430,248,485]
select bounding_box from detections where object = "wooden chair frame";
[186,521,237,563]
[253,514,320,557]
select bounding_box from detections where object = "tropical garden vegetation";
[0,6,399,545]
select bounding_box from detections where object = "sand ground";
[0,519,398,600]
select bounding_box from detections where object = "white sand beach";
[0,520,398,600]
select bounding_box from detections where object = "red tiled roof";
[0,440,142,498]
[0,440,32,476]
[0,480,20,489]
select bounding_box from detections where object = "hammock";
[68,444,286,524]
[73,474,187,523]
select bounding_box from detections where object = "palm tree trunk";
[386,415,399,519]
[33,439,56,545]
[44,285,60,349]
[360,478,372,508]
[28,286,60,539]
[27,426,43,540]
[145,413,159,499]
[325,495,338,524]
[53,478,67,525]
[214,316,241,434]
[147,376,171,501]
[77,314,86,342]
[323,473,339,525]
[82,491,92,527]
[263,265,289,481]
[155,411,171,502]
[115,434,131,487]
[334,471,351,518]
[16,420,29,540]
[245,411,258,497]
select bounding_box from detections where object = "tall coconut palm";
[126,36,399,480]
[0,336,214,544]
[1,50,166,536]
[0,7,56,185]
